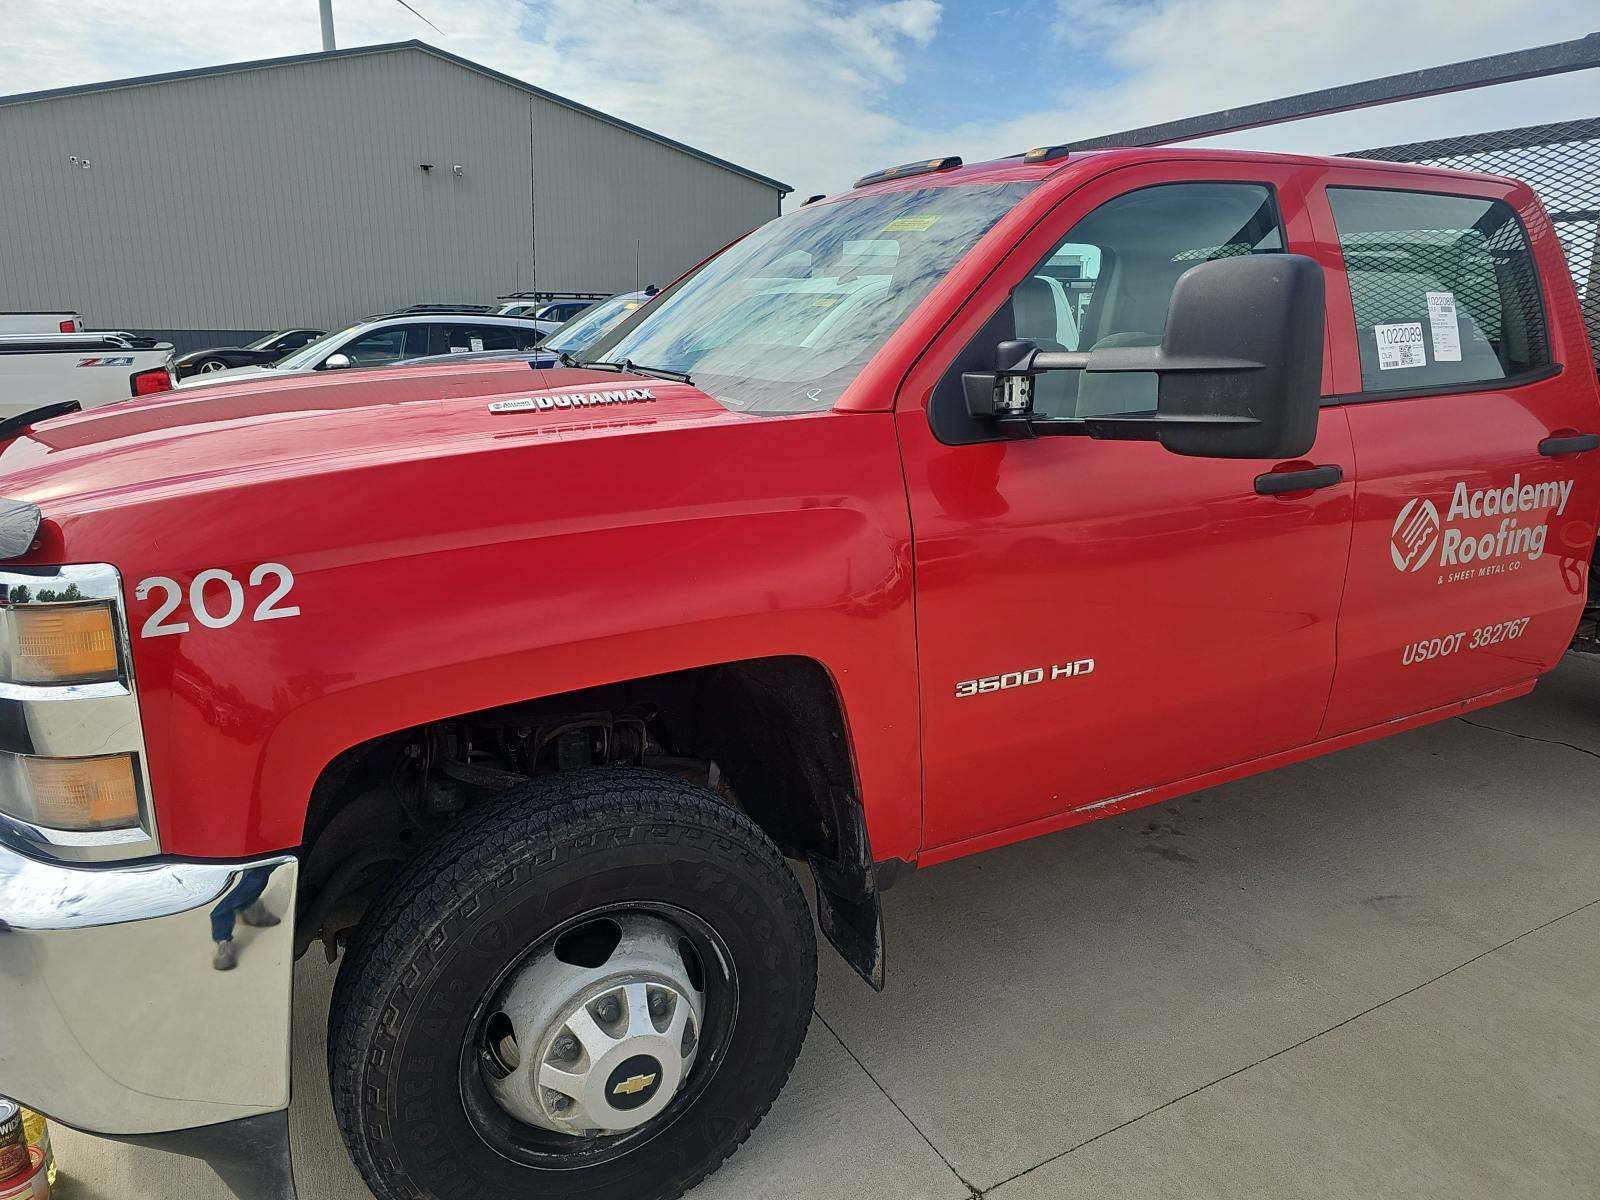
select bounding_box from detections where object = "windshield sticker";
[1374,322,1426,370]
[1425,291,1462,362]
[489,387,655,413]
[881,215,938,232]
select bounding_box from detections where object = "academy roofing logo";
[1390,474,1575,574]
[488,387,655,414]
[1390,498,1442,572]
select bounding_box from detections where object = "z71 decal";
[134,564,299,638]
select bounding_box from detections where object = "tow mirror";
[323,353,352,370]
[964,253,1324,459]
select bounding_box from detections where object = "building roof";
[0,39,791,195]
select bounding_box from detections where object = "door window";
[335,325,429,366]
[1012,183,1284,417]
[1327,188,1549,393]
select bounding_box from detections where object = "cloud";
[950,0,1597,163]
[0,0,1592,202]
[0,0,945,198]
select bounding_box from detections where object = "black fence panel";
[1347,117,1600,369]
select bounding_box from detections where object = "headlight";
[0,564,158,859]
[0,751,143,832]
[4,602,120,684]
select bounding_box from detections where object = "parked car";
[0,146,1596,1200]
[172,329,325,378]
[496,291,608,335]
[0,330,172,415]
[176,313,546,388]
[0,311,83,336]
[395,289,658,370]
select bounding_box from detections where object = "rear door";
[899,159,1358,850]
[1313,170,1600,734]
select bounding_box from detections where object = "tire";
[196,358,230,373]
[329,768,816,1200]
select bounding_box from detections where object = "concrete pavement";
[54,654,1600,1198]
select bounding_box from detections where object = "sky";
[1,0,1595,200]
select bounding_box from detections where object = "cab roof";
[837,144,1529,199]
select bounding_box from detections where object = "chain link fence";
[1347,117,1600,371]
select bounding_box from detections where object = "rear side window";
[442,324,524,354]
[1327,188,1548,393]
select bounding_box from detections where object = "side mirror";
[965,254,1325,459]
[322,353,352,370]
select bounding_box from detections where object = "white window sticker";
[470,337,484,352]
[1425,291,1461,362]
[1374,322,1427,370]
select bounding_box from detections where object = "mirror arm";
[1023,413,1263,441]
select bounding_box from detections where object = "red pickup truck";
[0,145,1595,1200]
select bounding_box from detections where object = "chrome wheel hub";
[482,913,705,1136]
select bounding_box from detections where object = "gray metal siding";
[531,105,778,292]
[0,47,781,335]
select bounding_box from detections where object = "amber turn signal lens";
[9,603,119,684]
[0,752,142,832]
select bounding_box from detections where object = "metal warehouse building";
[0,41,790,349]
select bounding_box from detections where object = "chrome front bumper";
[0,840,296,1135]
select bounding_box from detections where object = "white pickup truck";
[0,311,83,336]
[0,332,174,418]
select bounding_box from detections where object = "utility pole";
[319,0,337,50]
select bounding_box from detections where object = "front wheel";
[195,357,230,373]
[328,769,816,1200]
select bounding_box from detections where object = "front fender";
[97,410,923,864]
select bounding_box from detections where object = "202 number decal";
[135,564,300,638]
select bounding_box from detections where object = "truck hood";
[0,361,735,518]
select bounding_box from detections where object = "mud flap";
[111,1110,296,1200]
[809,859,887,991]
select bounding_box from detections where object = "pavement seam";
[1455,715,1600,762]
[983,893,1600,1195]
[813,1009,984,1197]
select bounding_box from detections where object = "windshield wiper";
[0,401,81,442]
[574,358,693,385]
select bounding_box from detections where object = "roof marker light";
[853,156,962,189]
[1023,144,1072,164]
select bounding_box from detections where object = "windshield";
[276,326,359,370]
[244,332,283,351]
[544,294,648,355]
[588,182,1035,413]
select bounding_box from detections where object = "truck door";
[897,161,1357,851]
[1312,172,1600,735]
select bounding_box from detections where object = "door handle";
[1538,433,1599,457]
[1254,465,1344,495]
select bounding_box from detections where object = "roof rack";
[397,303,498,314]
[498,291,610,303]
[853,156,962,189]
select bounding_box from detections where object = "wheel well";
[297,656,880,979]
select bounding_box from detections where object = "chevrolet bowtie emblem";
[612,1072,657,1097]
